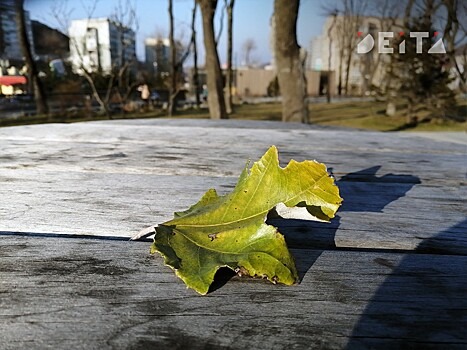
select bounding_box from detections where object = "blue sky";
[24,0,324,65]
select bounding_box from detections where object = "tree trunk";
[225,0,235,114]
[192,2,201,109]
[327,15,337,103]
[82,71,110,116]
[344,48,352,95]
[273,0,308,123]
[168,0,177,116]
[14,0,48,115]
[337,47,344,96]
[198,0,227,119]
[442,0,465,92]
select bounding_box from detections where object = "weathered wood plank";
[1,119,465,252]
[0,120,465,181]
[1,236,466,349]
[1,120,465,349]
[0,171,464,252]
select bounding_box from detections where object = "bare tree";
[242,38,256,66]
[191,1,201,108]
[168,0,177,116]
[52,0,109,115]
[335,20,345,95]
[355,0,405,96]
[273,0,308,123]
[14,0,48,114]
[111,0,139,108]
[197,0,227,119]
[383,0,415,116]
[322,0,367,95]
[442,0,466,92]
[52,0,138,116]
[342,0,367,95]
[326,11,338,103]
[225,0,235,114]
[319,4,347,96]
[167,0,199,115]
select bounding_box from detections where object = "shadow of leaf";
[336,166,421,213]
[270,167,421,283]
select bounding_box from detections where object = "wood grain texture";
[0,119,465,248]
[1,236,466,350]
[0,119,465,348]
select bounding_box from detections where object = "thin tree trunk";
[225,0,235,114]
[82,70,109,116]
[404,0,415,27]
[14,0,48,114]
[344,48,352,95]
[443,0,465,91]
[168,0,177,116]
[198,0,227,119]
[192,1,201,109]
[273,0,308,123]
[215,0,226,45]
[344,17,362,96]
[327,15,337,103]
[386,0,415,116]
[337,47,344,96]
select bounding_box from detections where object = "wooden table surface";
[1,119,466,349]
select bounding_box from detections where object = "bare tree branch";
[242,38,257,66]
[52,0,138,116]
[215,0,227,46]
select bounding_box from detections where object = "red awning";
[0,76,27,86]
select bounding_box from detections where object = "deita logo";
[357,32,446,54]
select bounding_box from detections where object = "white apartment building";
[310,15,402,95]
[68,18,136,74]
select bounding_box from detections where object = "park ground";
[1,99,466,132]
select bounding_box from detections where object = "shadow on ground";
[345,219,467,349]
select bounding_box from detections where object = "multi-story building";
[310,15,403,95]
[68,18,136,74]
[144,37,184,76]
[145,38,170,75]
[0,0,35,68]
[32,20,69,62]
